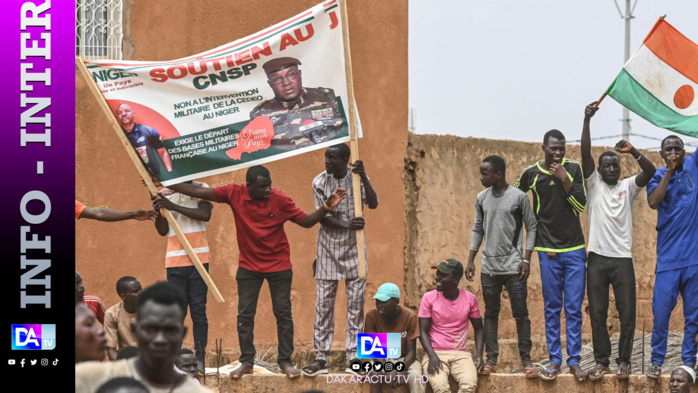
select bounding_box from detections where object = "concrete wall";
[76,0,407,360]
[404,134,686,366]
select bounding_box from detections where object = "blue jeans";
[538,248,586,367]
[651,264,698,366]
[167,264,209,362]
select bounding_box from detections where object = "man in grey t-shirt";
[466,155,538,377]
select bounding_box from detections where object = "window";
[75,0,123,60]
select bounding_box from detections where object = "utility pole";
[614,0,638,141]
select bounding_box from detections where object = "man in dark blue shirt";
[645,135,698,379]
[116,103,173,175]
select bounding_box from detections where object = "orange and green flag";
[606,17,698,137]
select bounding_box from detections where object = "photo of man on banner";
[250,57,346,151]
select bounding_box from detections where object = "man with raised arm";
[164,165,346,379]
[515,129,588,381]
[75,200,152,222]
[580,102,655,381]
[645,135,698,379]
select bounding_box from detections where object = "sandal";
[539,367,560,381]
[523,365,540,379]
[479,363,496,375]
[645,363,661,379]
[616,362,631,380]
[588,364,611,381]
[301,359,328,377]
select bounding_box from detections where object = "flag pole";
[75,57,225,303]
[339,0,367,280]
[593,93,608,109]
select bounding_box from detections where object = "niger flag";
[607,17,698,137]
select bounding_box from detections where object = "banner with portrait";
[84,0,356,186]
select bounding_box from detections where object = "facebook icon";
[11,324,56,350]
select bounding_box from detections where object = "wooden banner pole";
[339,0,367,280]
[76,57,225,303]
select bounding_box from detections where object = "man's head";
[133,282,187,370]
[480,155,506,188]
[372,283,401,318]
[115,103,135,128]
[660,135,685,167]
[598,151,621,185]
[116,346,139,360]
[75,302,107,363]
[116,276,142,309]
[670,366,696,393]
[75,270,85,301]
[96,377,149,393]
[174,348,198,379]
[246,165,272,200]
[264,57,303,102]
[431,259,463,292]
[325,144,351,175]
[542,129,566,164]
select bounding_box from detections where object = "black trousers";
[587,252,636,366]
[167,264,209,363]
[236,267,294,366]
[481,273,532,365]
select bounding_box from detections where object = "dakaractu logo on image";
[357,333,401,359]
[11,324,56,350]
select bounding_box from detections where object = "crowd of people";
[75,102,698,392]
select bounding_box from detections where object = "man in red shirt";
[75,270,106,325]
[166,165,346,379]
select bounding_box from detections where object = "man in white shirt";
[580,102,656,381]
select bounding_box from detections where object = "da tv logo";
[11,325,56,350]
[357,333,401,359]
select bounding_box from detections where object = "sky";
[409,0,698,151]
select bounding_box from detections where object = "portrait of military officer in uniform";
[250,57,346,151]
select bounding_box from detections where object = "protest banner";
[82,0,359,186]
[79,0,367,281]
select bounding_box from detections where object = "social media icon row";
[349,359,406,373]
[8,358,58,367]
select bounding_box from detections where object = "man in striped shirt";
[515,130,588,382]
[303,143,379,376]
[152,180,213,373]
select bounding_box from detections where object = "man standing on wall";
[164,165,346,379]
[152,180,214,373]
[515,130,588,381]
[302,143,378,376]
[645,135,698,379]
[465,155,538,378]
[580,102,655,381]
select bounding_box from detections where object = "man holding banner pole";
[164,165,347,379]
[303,143,378,376]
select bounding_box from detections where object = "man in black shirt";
[515,129,588,382]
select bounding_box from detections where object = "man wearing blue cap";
[419,259,484,393]
[364,283,424,393]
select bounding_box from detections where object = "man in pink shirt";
[419,259,484,393]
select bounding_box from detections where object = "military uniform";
[250,87,345,151]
